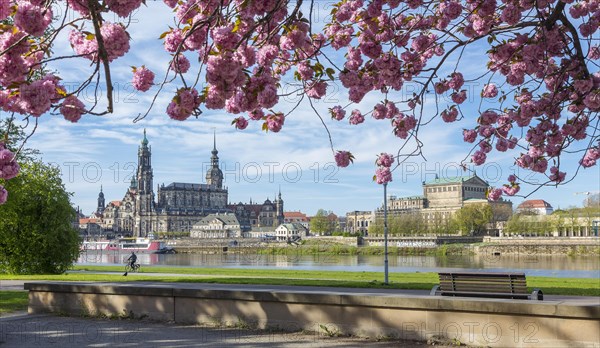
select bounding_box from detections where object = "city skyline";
[46,127,596,217]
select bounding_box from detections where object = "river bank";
[171,241,600,256]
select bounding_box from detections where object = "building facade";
[371,174,512,234]
[190,213,242,238]
[516,199,554,215]
[345,210,374,234]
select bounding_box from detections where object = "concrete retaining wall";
[25,282,600,348]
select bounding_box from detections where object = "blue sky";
[8,3,600,215]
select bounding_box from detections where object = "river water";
[77,251,600,278]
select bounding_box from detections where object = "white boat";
[81,238,164,253]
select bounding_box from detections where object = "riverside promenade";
[7,277,599,348]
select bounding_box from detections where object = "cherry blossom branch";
[87,0,114,114]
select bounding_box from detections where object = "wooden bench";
[430,272,543,300]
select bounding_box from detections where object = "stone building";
[275,223,308,242]
[227,191,284,229]
[371,174,512,234]
[190,213,242,238]
[283,211,310,229]
[516,199,554,215]
[345,211,374,234]
[97,130,283,236]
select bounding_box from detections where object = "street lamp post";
[384,182,389,285]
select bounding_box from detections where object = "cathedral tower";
[135,129,155,236]
[206,131,224,188]
[276,187,284,225]
[96,185,105,214]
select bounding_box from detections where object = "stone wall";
[25,282,600,348]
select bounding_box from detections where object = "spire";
[278,185,282,199]
[211,129,218,156]
[142,129,149,146]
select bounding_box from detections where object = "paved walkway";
[0,312,431,348]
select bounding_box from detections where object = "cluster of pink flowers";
[132,66,155,92]
[17,74,63,117]
[500,174,520,196]
[69,23,130,62]
[0,144,19,181]
[0,143,19,205]
[374,152,394,185]
[330,106,346,121]
[233,117,248,130]
[265,113,285,132]
[349,109,364,125]
[0,0,11,20]
[14,2,53,37]
[105,0,143,18]
[170,54,190,74]
[392,114,417,139]
[167,88,201,121]
[60,95,86,123]
[0,184,7,205]
[334,151,354,168]
[580,147,600,168]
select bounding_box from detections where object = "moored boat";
[81,238,164,253]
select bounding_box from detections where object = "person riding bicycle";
[126,251,137,269]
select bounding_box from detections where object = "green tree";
[310,209,335,235]
[0,161,80,274]
[452,204,493,236]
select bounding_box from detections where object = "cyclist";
[126,251,138,269]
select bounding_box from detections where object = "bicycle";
[124,262,141,273]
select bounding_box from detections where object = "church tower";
[276,187,284,225]
[96,185,105,214]
[135,129,155,236]
[206,131,224,188]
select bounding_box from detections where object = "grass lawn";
[0,291,28,314]
[1,266,598,296]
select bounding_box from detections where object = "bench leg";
[430,284,440,296]
[530,289,543,301]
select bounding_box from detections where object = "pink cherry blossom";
[441,108,459,122]
[330,106,346,121]
[167,88,201,121]
[376,153,394,168]
[0,145,19,180]
[580,147,600,168]
[132,66,155,92]
[105,0,143,18]
[170,54,190,74]
[14,2,52,37]
[482,84,498,98]
[472,150,487,165]
[305,80,327,99]
[0,184,7,205]
[349,109,365,125]
[463,129,477,143]
[248,109,265,121]
[487,188,502,201]
[375,167,392,184]
[335,151,353,168]
[549,166,566,184]
[451,90,467,104]
[265,112,285,132]
[60,95,86,123]
[233,116,248,130]
[0,0,11,20]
